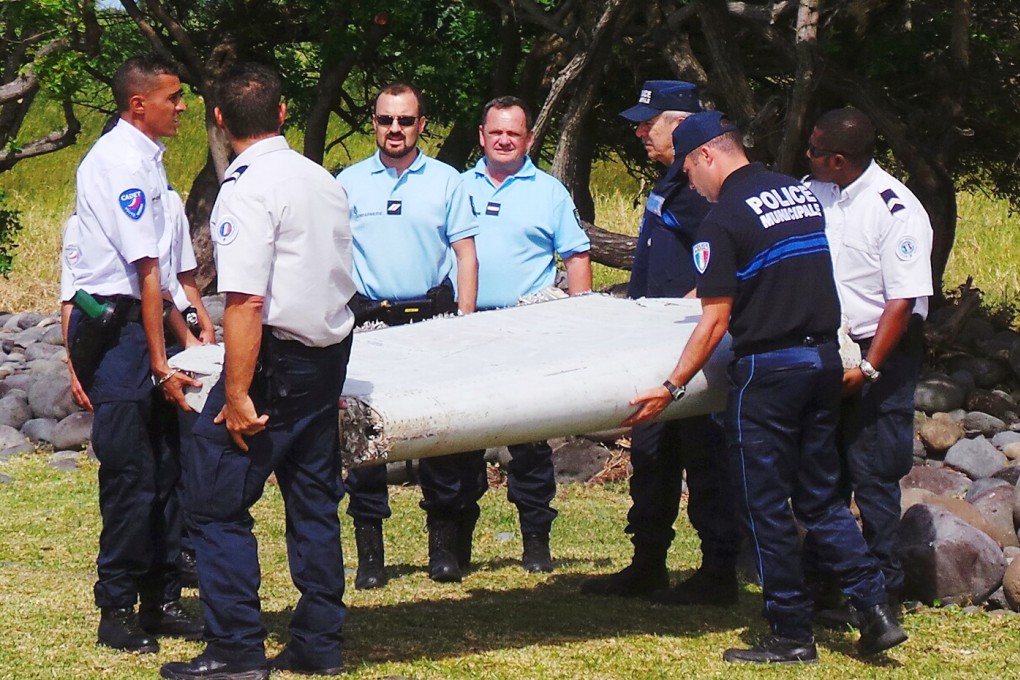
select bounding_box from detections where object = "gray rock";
[924,496,1000,545]
[917,413,965,455]
[27,374,76,420]
[0,394,32,430]
[992,466,1020,486]
[1006,546,1020,562]
[901,465,971,497]
[945,437,1008,479]
[551,437,612,484]
[969,486,1020,548]
[11,312,44,330]
[24,343,62,361]
[2,373,35,392]
[962,411,1007,437]
[50,411,93,451]
[987,586,1010,610]
[0,473,10,484]
[948,370,977,396]
[1004,557,1020,611]
[901,487,934,516]
[1015,483,1020,529]
[12,326,47,347]
[1003,442,1020,462]
[0,441,35,461]
[42,324,64,345]
[484,446,511,468]
[966,477,1014,501]
[897,504,1007,606]
[966,391,1018,423]
[947,354,1008,389]
[916,376,966,414]
[47,453,79,472]
[0,424,29,451]
[992,431,1020,450]
[202,295,225,326]
[948,408,968,423]
[27,359,66,377]
[21,417,57,443]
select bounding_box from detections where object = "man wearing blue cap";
[581,81,740,606]
[625,110,907,663]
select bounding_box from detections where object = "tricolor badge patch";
[486,201,501,216]
[693,241,711,274]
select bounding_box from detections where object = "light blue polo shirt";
[463,157,590,309]
[337,150,477,300]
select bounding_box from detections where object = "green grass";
[2,453,1019,679]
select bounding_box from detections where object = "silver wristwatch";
[662,379,686,401]
[859,359,881,383]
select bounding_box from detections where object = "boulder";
[969,486,1020,548]
[27,374,77,420]
[1003,442,1020,462]
[960,318,996,347]
[3,373,35,392]
[992,466,1020,486]
[12,326,47,347]
[900,487,934,516]
[0,441,35,461]
[917,413,965,455]
[1004,557,1020,611]
[13,312,45,330]
[965,477,1013,501]
[991,431,1020,450]
[987,586,1011,611]
[946,354,1008,389]
[21,417,57,443]
[897,504,1007,606]
[24,343,61,361]
[0,393,32,430]
[1015,483,1020,529]
[945,437,1008,480]
[484,446,512,468]
[0,424,29,451]
[962,411,1007,437]
[50,411,94,451]
[42,324,64,345]
[915,376,966,414]
[924,496,1000,546]
[966,391,1018,423]
[28,359,68,377]
[552,437,612,484]
[901,465,971,497]
[48,451,79,472]
[947,370,976,397]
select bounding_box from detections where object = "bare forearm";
[136,258,170,376]
[222,293,264,403]
[452,238,478,314]
[667,301,730,387]
[865,299,914,369]
[564,252,592,295]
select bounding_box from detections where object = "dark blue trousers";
[627,415,739,568]
[185,334,352,667]
[69,310,182,609]
[726,343,886,640]
[837,322,922,597]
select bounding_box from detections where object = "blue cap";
[672,110,738,158]
[619,80,701,122]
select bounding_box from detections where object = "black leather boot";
[353,520,387,590]
[521,533,553,573]
[580,547,668,597]
[139,600,204,640]
[428,516,462,583]
[857,603,908,656]
[723,635,818,664]
[177,549,199,589]
[455,511,477,573]
[650,566,738,606]
[98,607,159,653]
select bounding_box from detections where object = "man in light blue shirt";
[336,82,480,588]
[458,96,591,571]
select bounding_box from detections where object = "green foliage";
[0,190,22,278]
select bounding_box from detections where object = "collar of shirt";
[717,161,763,201]
[369,148,427,177]
[112,118,166,166]
[471,155,537,189]
[838,159,880,204]
[224,135,289,178]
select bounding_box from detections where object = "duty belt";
[735,332,836,357]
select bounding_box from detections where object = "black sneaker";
[650,567,738,606]
[580,561,668,597]
[723,635,818,664]
[140,600,204,640]
[160,653,268,680]
[268,646,344,676]
[98,607,159,654]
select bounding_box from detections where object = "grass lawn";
[1,453,1018,679]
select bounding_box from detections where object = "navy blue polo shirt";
[694,163,840,354]
[628,161,711,299]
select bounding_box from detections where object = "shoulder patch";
[221,165,249,186]
[118,188,146,220]
[212,215,240,246]
[573,208,582,228]
[896,236,919,261]
[63,244,82,267]
[693,241,711,274]
[879,188,906,215]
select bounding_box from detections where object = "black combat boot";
[177,549,199,589]
[139,600,204,640]
[857,603,908,656]
[723,635,818,664]
[98,607,159,653]
[579,546,668,597]
[427,516,462,583]
[521,533,554,573]
[455,511,478,573]
[353,520,387,590]
[650,566,738,606]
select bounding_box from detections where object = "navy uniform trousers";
[627,415,739,567]
[836,317,923,597]
[184,333,352,668]
[69,309,182,609]
[726,341,886,640]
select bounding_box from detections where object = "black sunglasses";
[807,142,841,159]
[374,114,419,127]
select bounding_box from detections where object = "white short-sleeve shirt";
[210,136,355,347]
[807,161,933,340]
[164,186,198,311]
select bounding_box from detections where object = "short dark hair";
[813,106,876,163]
[481,96,533,130]
[215,63,283,139]
[111,54,180,112]
[375,82,426,117]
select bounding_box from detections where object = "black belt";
[92,295,143,323]
[735,332,835,357]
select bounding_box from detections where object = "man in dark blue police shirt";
[581,81,740,606]
[625,111,907,663]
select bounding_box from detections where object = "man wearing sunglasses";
[336,82,480,588]
[803,107,932,626]
[581,81,740,607]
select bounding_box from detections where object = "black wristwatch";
[662,379,686,401]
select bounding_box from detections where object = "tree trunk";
[693,0,758,124]
[774,0,820,174]
[583,220,636,270]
